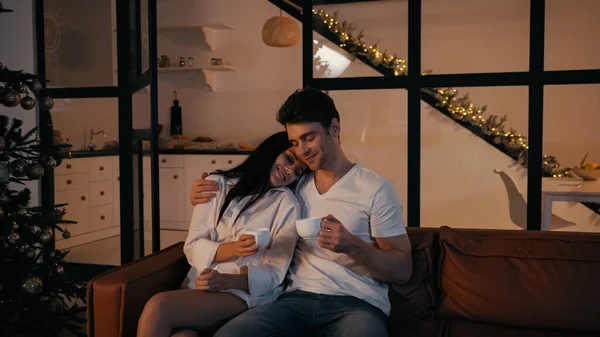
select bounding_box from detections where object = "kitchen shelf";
[158,66,236,72]
[157,24,235,32]
[157,66,236,91]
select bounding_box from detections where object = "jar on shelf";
[159,55,170,68]
[179,57,186,67]
[187,57,194,67]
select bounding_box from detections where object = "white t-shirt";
[286,164,407,316]
[181,175,301,308]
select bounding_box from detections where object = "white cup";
[242,228,270,249]
[296,217,322,239]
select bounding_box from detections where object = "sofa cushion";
[388,319,447,337]
[437,226,600,333]
[446,319,600,337]
[388,231,438,325]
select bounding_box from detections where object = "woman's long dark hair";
[213,131,292,225]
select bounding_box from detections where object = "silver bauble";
[39,232,52,243]
[21,275,43,295]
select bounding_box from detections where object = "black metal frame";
[300,0,600,229]
[34,0,160,276]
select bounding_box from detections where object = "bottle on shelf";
[170,90,183,136]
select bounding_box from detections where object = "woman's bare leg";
[137,290,247,337]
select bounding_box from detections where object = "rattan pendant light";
[261,10,300,47]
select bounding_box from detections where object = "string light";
[311,7,570,178]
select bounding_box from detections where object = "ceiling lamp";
[261,11,300,47]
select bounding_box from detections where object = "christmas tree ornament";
[25,162,45,180]
[20,275,43,295]
[31,225,41,234]
[49,297,64,312]
[62,229,71,239]
[0,162,9,183]
[12,222,19,230]
[55,265,64,275]
[28,79,42,94]
[39,96,54,110]
[9,92,21,107]
[17,82,28,93]
[39,231,52,243]
[52,208,65,219]
[20,95,35,110]
[2,90,17,106]
[41,152,60,168]
[9,159,26,177]
[0,135,5,150]
[7,232,20,243]
[18,207,27,216]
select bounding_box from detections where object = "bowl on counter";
[571,167,600,181]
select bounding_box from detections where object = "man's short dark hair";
[276,87,340,130]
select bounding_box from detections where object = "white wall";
[0,0,40,205]
[315,0,600,231]
[48,0,600,231]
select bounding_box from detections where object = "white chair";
[493,169,575,230]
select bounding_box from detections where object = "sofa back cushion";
[437,226,600,333]
[388,230,439,325]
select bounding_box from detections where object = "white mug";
[296,217,322,239]
[242,228,270,249]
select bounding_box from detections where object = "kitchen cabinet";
[54,156,118,250]
[55,153,249,249]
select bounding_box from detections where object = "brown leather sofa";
[87,226,600,337]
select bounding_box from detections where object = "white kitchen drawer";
[89,180,113,207]
[55,173,88,192]
[113,171,120,227]
[183,155,223,173]
[159,168,185,221]
[55,189,90,238]
[222,155,248,170]
[183,155,223,221]
[90,204,114,232]
[55,158,89,175]
[159,155,184,168]
[89,157,113,182]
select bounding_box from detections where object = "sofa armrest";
[87,242,190,337]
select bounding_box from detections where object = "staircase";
[268,0,600,217]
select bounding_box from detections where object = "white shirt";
[286,164,407,316]
[181,174,300,308]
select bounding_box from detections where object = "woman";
[137,132,307,337]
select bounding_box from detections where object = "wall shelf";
[157,66,236,91]
[157,24,235,32]
[158,66,236,72]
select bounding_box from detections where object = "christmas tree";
[1,2,87,336]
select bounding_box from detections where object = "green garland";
[313,8,570,178]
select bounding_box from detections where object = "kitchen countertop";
[61,148,253,158]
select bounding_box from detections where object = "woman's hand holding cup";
[233,234,259,257]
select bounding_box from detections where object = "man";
[189,88,412,337]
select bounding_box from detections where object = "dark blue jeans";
[213,290,388,337]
